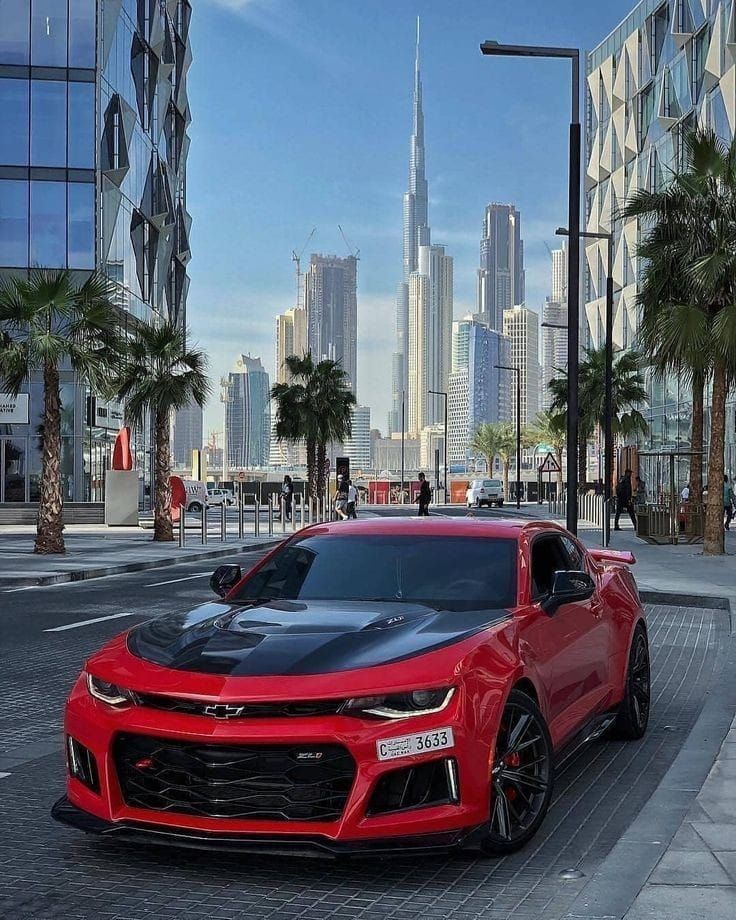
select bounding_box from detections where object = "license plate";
[376,727,454,761]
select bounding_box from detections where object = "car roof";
[294,517,566,540]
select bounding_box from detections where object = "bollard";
[201,505,207,545]
[268,497,274,536]
[254,497,260,536]
[292,496,297,532]
[299,494,305,529]
[178,507,185,547]
[221,502,227,542]
[238,496,244,539]
[281,496,287,534]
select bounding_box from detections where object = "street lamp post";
[557,226,614,546]
[495,365,521,510]
[429,389,448,504]
[481,40,580,534]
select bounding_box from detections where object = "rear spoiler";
[588,549,636,566]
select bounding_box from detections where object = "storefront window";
[1,439,27,502]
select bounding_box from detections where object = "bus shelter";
[635,450,705,545]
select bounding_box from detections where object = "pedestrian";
[281,474,293,522]
[724,474,734,531]
[593,479,604,496]
[681,483,690,502]
[334,475,349,521]
[614,468,637,530]
[416,472,431,517]
[347,479,358,519]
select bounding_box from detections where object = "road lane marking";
[44,611,140,632]
[145,572,212,587]
[0,772,10,779]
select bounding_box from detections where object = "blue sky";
[189,0,636,436]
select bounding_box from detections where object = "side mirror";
[210,564,242,598]
[542,570,595,615]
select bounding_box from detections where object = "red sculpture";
[112,426,133,471]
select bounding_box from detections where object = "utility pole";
[220,377,232,485]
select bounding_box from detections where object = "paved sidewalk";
[0,523,283,588]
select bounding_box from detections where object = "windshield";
[232,534,518,611]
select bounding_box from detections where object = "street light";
[557,226,614,545]
[495,365,522,510]
[428,389,448,503]
[481,39,581,534]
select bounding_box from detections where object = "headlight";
[86,673,138,707]
[341,687,455,720]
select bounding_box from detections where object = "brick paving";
[0,603,726,920]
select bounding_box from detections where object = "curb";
[562,591,736,919]
[638,589,731,611]
[0,540,283,589]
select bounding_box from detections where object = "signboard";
[0,393,29,425]
[539,452,561,474]
[235,471,247,483]
[87,396,124,430]
[336,456,350,487]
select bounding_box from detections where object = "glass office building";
[0,1,192,506]
[585,0,736,471]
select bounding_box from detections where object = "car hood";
[126,600,510,677]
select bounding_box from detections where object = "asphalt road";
[0,552,729,920]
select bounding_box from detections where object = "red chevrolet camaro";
[53,518,650,857]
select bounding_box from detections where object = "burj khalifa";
[389,19,430,435]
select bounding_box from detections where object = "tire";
[480,689,555,855]
[613,624,650,740]
[475,499,481,508]
[189,502,202,513]
[498,500,504,507]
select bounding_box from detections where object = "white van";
[181,480,209,513]
[466,478,504,508]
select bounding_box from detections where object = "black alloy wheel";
[613,624,651,740]
[481,689,554,855]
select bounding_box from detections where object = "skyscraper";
[390,19,429,434]
[0,2,192,504]
[171,401,204,470]
[275,307,307,384]
[541,298,568,411]
[503,306,540,427]
[344,406,372,470]
[477,204,525,331]
[226,356,271,470]
[448,318,512,465]
[305,254,358,393]
[407,242,453,437]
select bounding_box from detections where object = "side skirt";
[553,711,618,771]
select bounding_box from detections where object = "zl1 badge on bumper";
[376,727,454,761]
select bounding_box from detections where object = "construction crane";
[338,224,360,260]
[291,227,316,310]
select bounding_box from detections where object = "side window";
[561,536,584,570]
[531,536,571,600]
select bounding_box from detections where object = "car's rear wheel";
[613,624,650,740]
[189,501,202,513]
[481,690,554,855]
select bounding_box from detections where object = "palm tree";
[115,320,210,542]
[550,346,648,488]
[527,411,566,488]
[0,270,120,554]
[622,128,736,554]
[471,422,516,495]
[271,353,355,499]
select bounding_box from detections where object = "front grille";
[137,693,344,719]
[114,734,356,822]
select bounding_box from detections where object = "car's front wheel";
[613,624,650,740]
[481,689,554,855]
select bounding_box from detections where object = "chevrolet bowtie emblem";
[203,703,245,719]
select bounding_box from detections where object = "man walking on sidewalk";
[615,469,637,530]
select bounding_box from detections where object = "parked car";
[206,487,237,507]
[180,479,208,513]
[467,478,504,508]
[53,518,649,857]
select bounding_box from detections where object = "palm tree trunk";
[153,408,174,542]
[556,446,564,490]
[34,360,65,554]
[704,361,727,555]
[690,374,704,500]
[316,443,327,500]
[306,438,317,499]
[503,459,510,496]
[578,432,588,492]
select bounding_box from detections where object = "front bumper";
[52,795,486,858]
[55,674,499,852]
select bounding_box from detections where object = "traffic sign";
[539,452,561,474]
[235,470,247,483]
